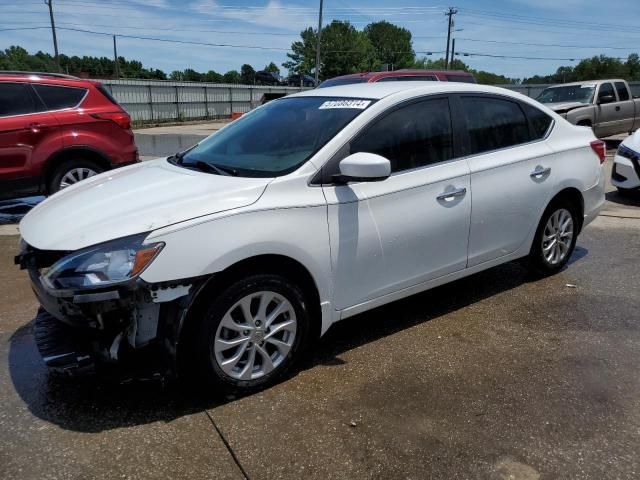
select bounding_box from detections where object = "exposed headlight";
[42,233,164,290]
[616,144,640,162]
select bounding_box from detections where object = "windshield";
[180,97,372,177]
[537,85,595,104]
[318,77,368,88]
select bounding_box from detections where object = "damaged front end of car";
[15,233,202,379]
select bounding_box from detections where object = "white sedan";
[16,82,605,392]
[611,129,640,194]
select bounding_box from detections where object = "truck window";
[598,83,616,102]
[614,82,630,101]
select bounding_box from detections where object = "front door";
[323,97,471,311]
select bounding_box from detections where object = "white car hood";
[545,101,588,112]
[20,159,272,251]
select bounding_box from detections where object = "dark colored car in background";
[318,69,476,88]
[0,71,138,200]
[254,70,285,86]
[287,74,317,87]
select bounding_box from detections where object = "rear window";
[615,82,630,101]
[0,82,39,117]
[96,84,121,106]
[33,84,87,110]
[445,74,476,83]
[376,75,438,82]
[318,77,368,88]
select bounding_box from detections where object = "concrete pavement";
[1,215,640,478]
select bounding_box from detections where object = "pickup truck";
[537,79,640,137]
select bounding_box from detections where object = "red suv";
[0,72,138,200]
[318,69,476,88]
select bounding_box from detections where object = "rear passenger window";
[460,96,530,154]
[615,82,630,101]
[33,84,87,110]
[351,98,454,172]
[0,82,39,117]
[522,103,553,139]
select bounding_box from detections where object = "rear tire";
[192,274,312,394]
[48,158,104,194]
[526,200,579,276]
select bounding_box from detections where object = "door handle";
[530,166,551,178]
[615,106,621,111]
[436,187,467,201]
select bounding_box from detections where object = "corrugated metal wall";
[99,79,305,124]
[99,78,640,124]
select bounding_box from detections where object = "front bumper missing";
[16,244,199,377]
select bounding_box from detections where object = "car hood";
[544,102,588,113]
[20,158,272,251]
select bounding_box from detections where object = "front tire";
[526,201,579,276]
[193,274,311,393]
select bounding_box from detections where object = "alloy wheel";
[213,291,297,381]
[542,208,574,265]
[60,167,98,190]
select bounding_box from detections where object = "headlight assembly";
[42,233,164,290]
[617,144,640,162]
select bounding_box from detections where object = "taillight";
[590,139,606,164]
[91,112,131,130]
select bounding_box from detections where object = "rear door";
[0,82,59,194]
[323,96,471,310]
[459,95,556,267]
[31,84,89,147]
[614,81,635,134]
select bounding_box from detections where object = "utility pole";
[450,38,456,69]
[314,0,323,85]
[44,0,60,71]
[444,7,457,70]
[113,35,120,78]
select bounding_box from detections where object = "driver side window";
[598,83,615,102]
[350,97,454,173]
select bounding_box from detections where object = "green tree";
[284,21,377,79]
[364,21,414,70]
[240,64,256,84]
[222,70,241,84]
[264,61,280,75]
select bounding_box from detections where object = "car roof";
[544,79,626,87]
[291,81,519,100]
[0,71,99,86]
[325,70,473,81]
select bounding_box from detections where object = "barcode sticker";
[319,100,371,110]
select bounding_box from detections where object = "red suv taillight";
[590,140,606,164]
[91,112,131,130]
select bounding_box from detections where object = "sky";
[1,0,640,79]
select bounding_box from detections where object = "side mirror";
[334,152,391,183]
[598,94,615,104]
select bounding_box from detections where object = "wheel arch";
[43,146,112,193]
[544,187,585,233]
[176,254,323,368]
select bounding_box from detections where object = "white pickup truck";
[537,79,640,137]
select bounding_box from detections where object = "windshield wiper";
[182,160,238,176]
[168,145,197,165]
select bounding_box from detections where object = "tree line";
[2,19,640,85]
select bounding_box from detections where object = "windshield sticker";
[319,100,371,110]
[581,84,595,88]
